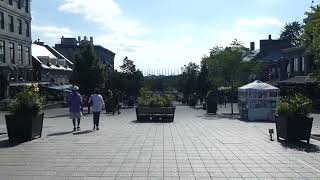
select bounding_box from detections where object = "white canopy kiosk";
[238,80,279,121]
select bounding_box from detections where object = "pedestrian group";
[68,86,118,132]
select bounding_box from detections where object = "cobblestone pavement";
[0,106,319,179]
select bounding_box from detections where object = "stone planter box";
[136,107,176,122]
[5,113,44,142]
[275,115,313,143]
[206,101,217,114]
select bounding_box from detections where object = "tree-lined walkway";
[0,106,319,179]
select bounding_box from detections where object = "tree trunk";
[231,81,234,115]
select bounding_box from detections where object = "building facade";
[247,35,293,82]
[32,41,73,86]
[54,36,115,69]
[0,0,32,99]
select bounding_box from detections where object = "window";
[0,12,4,29]
[9,0,12,5]
[18,19,22,34]
[294,57,299,72]
[18,44,22,65]
[287,62,290,73]
[25,0,29,13]
[25,21,30,37]
[9,42,14,64]
[8,15,13,32]
[0,40,4,63]
[18,0,21,9]
[302,57,305,72]
[25,46,30,65]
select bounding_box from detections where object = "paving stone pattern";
[0,106,319,179]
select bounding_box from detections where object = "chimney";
[268,35,272,40]
[78,36,81,42]
[90,37,93,44]
[250,42,255,51]
[34,39,44,46]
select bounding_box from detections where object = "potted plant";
[188,93,197,107]
[136,88,176,122]
[275,94,313,143]
[105,90,114,114]
[206,90,218,114]
[5,84,44,142]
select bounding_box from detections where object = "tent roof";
[239,80,279,92]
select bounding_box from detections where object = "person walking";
[69,86,82,131]
[113,90,121,115]
[89,88,105,130]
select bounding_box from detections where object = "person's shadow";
[0,139,23,148]
[46,131,74,137]
[73,130,94,135]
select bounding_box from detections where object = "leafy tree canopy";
[280,21,303,46]
[71,44,106,95]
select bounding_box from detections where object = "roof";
[243,49,260,62]
[95,45,116,55]
[278,76,316,85]
[254,50,284,63]
[45,45,74,66]
[32,44,56,59]
[32,44,73,71]
[239,80,279,92]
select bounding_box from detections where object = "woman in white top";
[89,88,105,130]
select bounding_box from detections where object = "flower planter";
[136,107,176,122]
[275,115,313,143]
[5,113,44,142]
[105,102,114,114]
[206,100,217,114]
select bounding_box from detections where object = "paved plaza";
[0,106,319,179]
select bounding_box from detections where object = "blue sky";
[32,0,317,72]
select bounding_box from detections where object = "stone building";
[54,36,115,69]
[32,41,73,86]
[246,35,293,82]
[0,0,32,100]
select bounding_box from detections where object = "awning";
[46,84,73,92]
[278,76,316,85]
[239,80,279,92]
[9,81,50,87]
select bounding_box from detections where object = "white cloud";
[32,25,73,38]
[236,17,284,28]
[59,0,150,37]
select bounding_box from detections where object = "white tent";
[238,80,279,121]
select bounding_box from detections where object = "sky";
[31,0,317,72]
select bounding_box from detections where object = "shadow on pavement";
[73,130,94,135]
[240,119,275,124]
[46,131,74,137]
[131,120,174,124]
[197,113,240,120]
[0,139,22,148]
[311,134,320,141]
[278,139,320,153]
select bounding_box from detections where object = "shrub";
[9,84,44,117]
[138,88,174,107]
[277,94,312,117]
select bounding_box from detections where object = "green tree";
[177,62,199,102]
[71,44,106,95]
[208,39,262,114]
[197,56,210,99]
[302,5,320,80]
[280,21,303,46]
[120,56,136,74]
